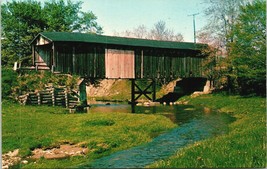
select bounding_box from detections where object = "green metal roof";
[33,32,206,50]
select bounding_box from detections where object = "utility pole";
[188,13,199,43]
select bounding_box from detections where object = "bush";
[1,68,18,99]
[2,69,80,100]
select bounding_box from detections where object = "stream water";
[79,102,235,168]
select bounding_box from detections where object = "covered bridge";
[30,32,208,105]
[31,32,207,80]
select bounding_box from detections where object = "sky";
[75,0,208,42]
[3,0,209,42]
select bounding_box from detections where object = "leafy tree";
[228,0,266,95]
[42,0,82,32]
[1,0,102,67]
[1,0,45,66]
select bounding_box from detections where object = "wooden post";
[51,43,55,73]
[79,80,87,106]
[131,79,135,105]
[131,79,135,113]
[52,87,55,106]
[37,92,41,105]
[64,88,68,108]
[141,50,144,79]
[32,45,35,66]
[72,47,76,73]
[152,79,156,102]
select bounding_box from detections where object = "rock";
[11,149,19,157]
[82,148,89,154]
[2,149,21,169]
[75,151,81,155]
[21,160,28,164]
[143,102,150,106]
[44,153,69,160]
[2,165,8,169]
[136,103,143,106]
[30,144,89,160]
[69,109,76,113]
[183,101,189,105]
[69,152,75,155]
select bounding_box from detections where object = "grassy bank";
[2,100,176,168]
[149,94,266,168]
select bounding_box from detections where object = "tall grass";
[2,100,176,168]
[149,94,266,168]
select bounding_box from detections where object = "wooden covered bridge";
[30,32,207,106]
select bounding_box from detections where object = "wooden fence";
[18,86,80,108]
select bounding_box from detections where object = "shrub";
[1,68,19,99]
[2,69,80,100]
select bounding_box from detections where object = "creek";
[79,102,235,168]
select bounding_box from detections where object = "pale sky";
[77,0,208,42]
[4,0,208,42]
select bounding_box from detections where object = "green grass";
[149,94,266,168]
[2,100,176,168]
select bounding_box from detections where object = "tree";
[199,0,248,53]
[114,21,184,42]
[149,20,184,41]
[149,20,169,40]
[1,0,102,67]
[1,0,45,66]
[227,0,266,95]
[132,25,148,39]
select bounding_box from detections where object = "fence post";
[37,92,41,105]
[52,87,55,106]
[64,88,68,108]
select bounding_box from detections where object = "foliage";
[1,68,79,99]
[200,46,227,89]
[227,0,266,96]
[1,68,19,99]
[199,0,266,96]
[199,0,248,52]
[1,0,102,67]
[150,94,266,168]
[1,0,44,66]
[2,101,176,168]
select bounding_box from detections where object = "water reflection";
[80,102,236,168]
[87,102,217,125]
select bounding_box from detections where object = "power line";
[188,13,200,43]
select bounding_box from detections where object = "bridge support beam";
[130,79,156,113]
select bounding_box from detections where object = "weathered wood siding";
[35,44,52,67]
[135,48,203,80]
[105,49,135,79]
[34,42,204,79]
[54,43,105,78]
